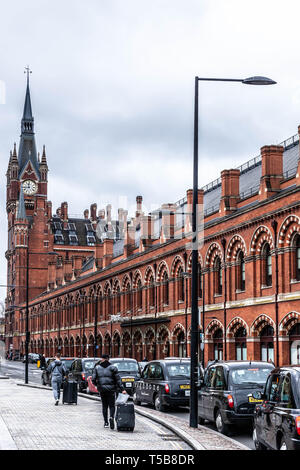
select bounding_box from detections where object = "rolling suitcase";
[116,402,135,431]
[62,380,78,405]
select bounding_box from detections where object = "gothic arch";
[171,323,186,340]
[205,319,224,338]
[144,265,155,284]
[279,312,300,335]
[171,255,185,277]
[250,314,275,337]
[278,215,300,247]
[156,261,170,282]
[226,235,247,262]
[132,270,143,288]
[250,225,274,255]
[187,251,203,271]
[227,317,249,337]
[205,242,223,268]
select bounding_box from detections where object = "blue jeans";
[52,377,62,401]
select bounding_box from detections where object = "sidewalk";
[0,378,247,451]
[0,379,189,451]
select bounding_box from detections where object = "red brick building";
[5,78,300,366]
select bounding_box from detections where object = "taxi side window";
[279,374,296,408]
[214,367,225,389]
[148,364,157,379]
[154,364,164,380]
[142,365,149,379]
[266,374,280,402]
[204,367,217,387]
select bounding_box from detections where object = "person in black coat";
[92,353,126,429]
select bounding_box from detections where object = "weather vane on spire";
[24,65,32,84]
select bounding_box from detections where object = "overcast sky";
[1,0,300,303]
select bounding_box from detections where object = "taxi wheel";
[279,437,288,450]
[252,427,267,450]
[133,393,141,406]
[154,394,166,412]
[215,409,230,436]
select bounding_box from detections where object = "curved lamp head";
[242,76,276,85]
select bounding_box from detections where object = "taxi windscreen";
[230,367,272,387]
[113,361,139,374]
[166,363,190,378]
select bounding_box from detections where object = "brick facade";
[4,80,300,367]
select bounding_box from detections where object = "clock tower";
[5,69,51,352]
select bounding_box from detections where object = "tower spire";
[18,67,40,179]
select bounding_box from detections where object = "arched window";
[235,326,247,360]
[262,243,272,287]
[213,328,223,360]
[149,275,155,308]
[214,257,222,296]
[115,285,121,314]
[236,251,245,291]
[162,271,169,305]
[260,325,274,362]
[177,266,185,302]
[136,279,142,310]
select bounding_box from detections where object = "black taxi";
[198,360,274,435]
[109,358,141,396]
[133,358,193,411]
[252,365,300,450]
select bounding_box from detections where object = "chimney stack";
[219,169,240,216]
[259,145,283,200]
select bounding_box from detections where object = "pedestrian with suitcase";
[47,353,67,406]
[92,353,127,429]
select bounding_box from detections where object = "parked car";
[109,358,141,396]
[198,360,274,435]
[41,357,75,386]
[22,353,40,364]
[252,365,300,450]
[68,358,98,392]
[138,361,148,373]
[134,358,195,411]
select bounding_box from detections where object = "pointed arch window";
[214,257,222,296]
[236,251,245,291]
[136,279,142,310]
[177,266,185,302]
[260,325,274,362]
[162,271,169,306]
[235,326,247,360]
[149,275,155,308]
[262,243,272,287]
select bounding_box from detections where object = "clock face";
[22,180,38,195]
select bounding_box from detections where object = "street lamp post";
[189,75,276,428]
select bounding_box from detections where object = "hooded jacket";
[92,360,124,393]
[48,360,67,380]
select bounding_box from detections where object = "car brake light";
[165,384,170,394]
[227,394,234,409]
[295,416,300,436]
[81,373,85,380]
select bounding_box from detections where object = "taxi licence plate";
[185,390,190,397]
[179,385,190,390]
[125,382,132,388]
[248,397,263,403]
